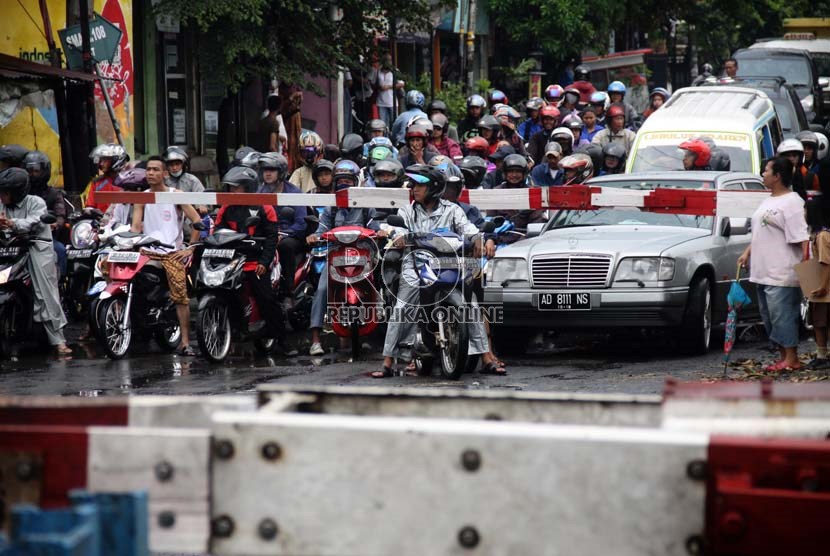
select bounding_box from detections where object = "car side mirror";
[387,215,405,228]
[819,77,830,89]
[527,222,545,238]
[722,217,750,237]
[243,216,261,229]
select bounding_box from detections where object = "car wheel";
[678,277,712,355]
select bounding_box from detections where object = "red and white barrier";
[95,187,771,217]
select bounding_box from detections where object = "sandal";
[370,366,395,379]
[480,361,507,376]
[764,360,801,372]
[55,344,73,355]
[177,345,197,357]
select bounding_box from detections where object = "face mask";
[170,169,183,178]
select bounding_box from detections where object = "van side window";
[760,126,774,162]
[768,116,783,150]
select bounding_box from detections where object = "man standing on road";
[131,156,203,356]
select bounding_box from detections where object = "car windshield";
[630,144,752,173]
[736,57,812,87]
[549,207,713,231]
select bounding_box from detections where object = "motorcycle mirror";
[40,213,57,225]
[482,221,497,233]
[192,221,207,231]
[386,215,405,228]
[278,207,295,221]
[244,215,261,228]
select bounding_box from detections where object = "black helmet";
[0,144,30,168]
[574,65,591,81]
[709,148,731,171]
[22,150,51,190]
[575,143,604,173]
[221,166,259,194]
[0,167,30,205]
[367,119,388,137]
[114,168,148,191]
[339,133,365,164]
[258,152,289,181]
[405,163,445,203]
[602,142,627,163]
[233,146,260,168]
[478,115,501,135]
[428,99,448,115]
[459,156,487,189]
[503,154,529,177]
[312,159,335,191]
[371,159,405,188]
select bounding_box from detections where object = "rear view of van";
[626,87,782,174]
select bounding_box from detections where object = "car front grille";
[531,255,612,289]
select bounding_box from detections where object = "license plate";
[0,247,21,258]
[538,292,591,311]
[108,251,141,264]
[203,248,235,258]
[67,249,93,259]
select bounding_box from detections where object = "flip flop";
[370,366,395,379]
[764,360,801,372]
[177,345,197,357]
[54,345,73,355]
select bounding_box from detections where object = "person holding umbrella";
[737,157,809,372]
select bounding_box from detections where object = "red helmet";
[540,105,561,120]
[606,105,625,119]
[465,136,489,155]
[678,139,711,168]
[545,84,565,102]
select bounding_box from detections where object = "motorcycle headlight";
[487,258,528,284]
[614,257,675,283]
[0,267,10,285]
[200,258,243,287]
[71,220,95,249]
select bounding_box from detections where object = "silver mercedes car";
[483,172,766,355]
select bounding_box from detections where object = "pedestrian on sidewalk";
[737,157,809,372]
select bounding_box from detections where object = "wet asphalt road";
[1,322,821,397]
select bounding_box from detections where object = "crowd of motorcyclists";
[2,63,829,376]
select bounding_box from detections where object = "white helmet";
[550,126,574,149]
[776,138,804,155]
[817,134,829,161]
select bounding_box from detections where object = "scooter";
[0,213,57,359]
[287,214,328,332]
[194,217,282,362]
[64,207,104,320]
[94,232,183,359]
[320,225,381,359]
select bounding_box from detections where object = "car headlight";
[71,220,95,249]
[614,257,675,283]
[487,258,528,284]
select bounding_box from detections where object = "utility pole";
[79,0,97,151]
[466,0,477,92]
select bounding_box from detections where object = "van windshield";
[737,57,812,87]
[630,144,753,172]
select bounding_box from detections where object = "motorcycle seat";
[205,231,248,246]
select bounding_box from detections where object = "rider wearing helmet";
[375,163,497,378]
[544,84,565,106]
[563,114,588,148]
[391,90,428,147]
[643,88,670,120]
[458,94,487,141]
[482,144,516,189]
[371,159,406,188]
[338,133,366,167]
[232,146,260,169]
[777,138,816,197]
[23,151,68,274]
[84,143,129,212]
[215,165,289,353]
[289,130,324,192]
[600,143,627,176]
[590,104,636,155]
[362,142,396,187]
[797,130,821,174]
[0,167,70,355]
[530,142,564,186]
[589,91,609,122]
[459,156,488,189]
[438,159,484,229]
[559,87,582,118]
[550,126,575,157]
[427,99,459,142]
[464,136,491,160]
[429,113,463,160]
[0,144,29,170]
[491,154,545,244]
[400,121,436,167]
[494,105,527,155]
[366,119,388,140]
[518,97,545,142]
[527,104,562,164]
[678,139,712,171]
[575,143,604,175]
[489,89,509,108]
[559,153,594,185]
[691,63,715,86]
[477,115,502,154]
[362,136,399,165]
[310,159,335,194]
[163,146,208,232]
[606,81,639,127]
[571,65,597,103]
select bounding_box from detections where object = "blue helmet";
[607,81,626,95]
[333,159,361,191]
[405,90,426,110]
[650,87,670,102]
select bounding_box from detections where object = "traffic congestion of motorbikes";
[2,60,829,379]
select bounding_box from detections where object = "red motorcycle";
[320,226,380,359]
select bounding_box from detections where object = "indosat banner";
[0,0,134,188]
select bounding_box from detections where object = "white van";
[626,87,783,174]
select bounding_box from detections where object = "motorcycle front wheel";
[99,297,132,359]
[196,297,232,363]
[437,296,469,380]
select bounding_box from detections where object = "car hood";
[496,225,711,258]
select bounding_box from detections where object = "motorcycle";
[94,232,184,359]
[64,207,104,320]
[320,225,381,359]
[194,217,281,362]
[386,215,494,379]
[286,213,328,332]
[0,213,57,359]
[85,223,131,342]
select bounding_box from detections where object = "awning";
[0,52,95,82]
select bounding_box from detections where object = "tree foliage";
[155,0,451,92]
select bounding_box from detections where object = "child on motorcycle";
[214,166,294,355]
[307,160,385,356]
[0,167,71,355]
